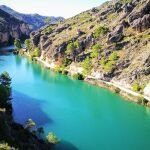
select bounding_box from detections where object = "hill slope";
[0,5,64,30]
[0,9,30,46]
[29,0,150,100]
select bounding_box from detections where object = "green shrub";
[82,57,92,75]
[54,66,62,73]
[94,26,109,38]
[14,39,22,51]
[74,40,80,49]
[47,132,59,144]
[25,39,31,50]
[34,48,41,57]
[103,61,116,73]
[132,83,141,92]
[0,143,15,150]
[65,43,75,55]
[63,58,72,67]
[72,73,84,80]
[109,52,118,61]
[65,40,80,55]
[25,118,36,130]
[90,44,101,58]
[100,57,106,66]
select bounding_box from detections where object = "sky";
[0,0,107,18]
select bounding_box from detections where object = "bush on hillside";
[93,26,109,38]
[82,57,92,75]
[72,73,84,80]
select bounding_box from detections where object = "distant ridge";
[0,5,64,30]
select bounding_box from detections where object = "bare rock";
[108,25,124,43]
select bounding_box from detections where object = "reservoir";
[1,53,150,150]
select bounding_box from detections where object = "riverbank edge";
[29,56,150,107]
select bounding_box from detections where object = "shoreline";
[34,57,150,106]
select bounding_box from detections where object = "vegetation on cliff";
[26,0,150,99]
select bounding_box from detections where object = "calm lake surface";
[1,53,150,150]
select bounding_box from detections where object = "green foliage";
[0,85,10,107]
[100,57,106,66]
[63,58,72,67]
[65,43,75,55]
[47,132,59,144]
[46,26,53,34]
[65,40,80,55]
[133,83,141,92]
[82,57,92,75]
[0,72,11,87]
[30,47,41,59]
[44,17,51,23]
[94,26,109,38]
[100,54,117,73]
[0,72,11,108]
[54,66,62,73]
[74,40,80,49]
[14,39,22,51]
[25,118,36,130]
[103,61,116,72]
[109,52,118,61]
[90,44,101,58]
[0,143,15,150]
[72,73,84,80]
[25,39,31,50]
[34,48,41,57]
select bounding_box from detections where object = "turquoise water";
[1,54,150,150]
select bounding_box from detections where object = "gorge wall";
[28,0,150,99]
[0,9,30,46]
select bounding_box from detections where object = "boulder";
[124,3,134,13]
[30,32,41,46]
[108,25,124,43]
[132,14,150,32]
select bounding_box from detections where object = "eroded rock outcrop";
[0,9,30,46]
[28,0,150,98]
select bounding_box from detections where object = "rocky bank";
[28,0,150,102]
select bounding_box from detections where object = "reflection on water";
[15,55,22,67]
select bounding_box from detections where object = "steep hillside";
[0,9,30,46]
[0,72,52,149]
[0,5,64,30]
[28,0,150,101]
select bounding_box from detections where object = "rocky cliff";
[0,5,64,30]
[0,9,30,46]
[29,0,150,99]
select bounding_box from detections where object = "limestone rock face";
[144,83,150,97]
[0,9,30,46]
[132,14,150,32]
[108,25,124,43]
[28,0,150,89]
[129,0,150,32]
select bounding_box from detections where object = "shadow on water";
[54,140,79,150]
[12,90,53,127]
